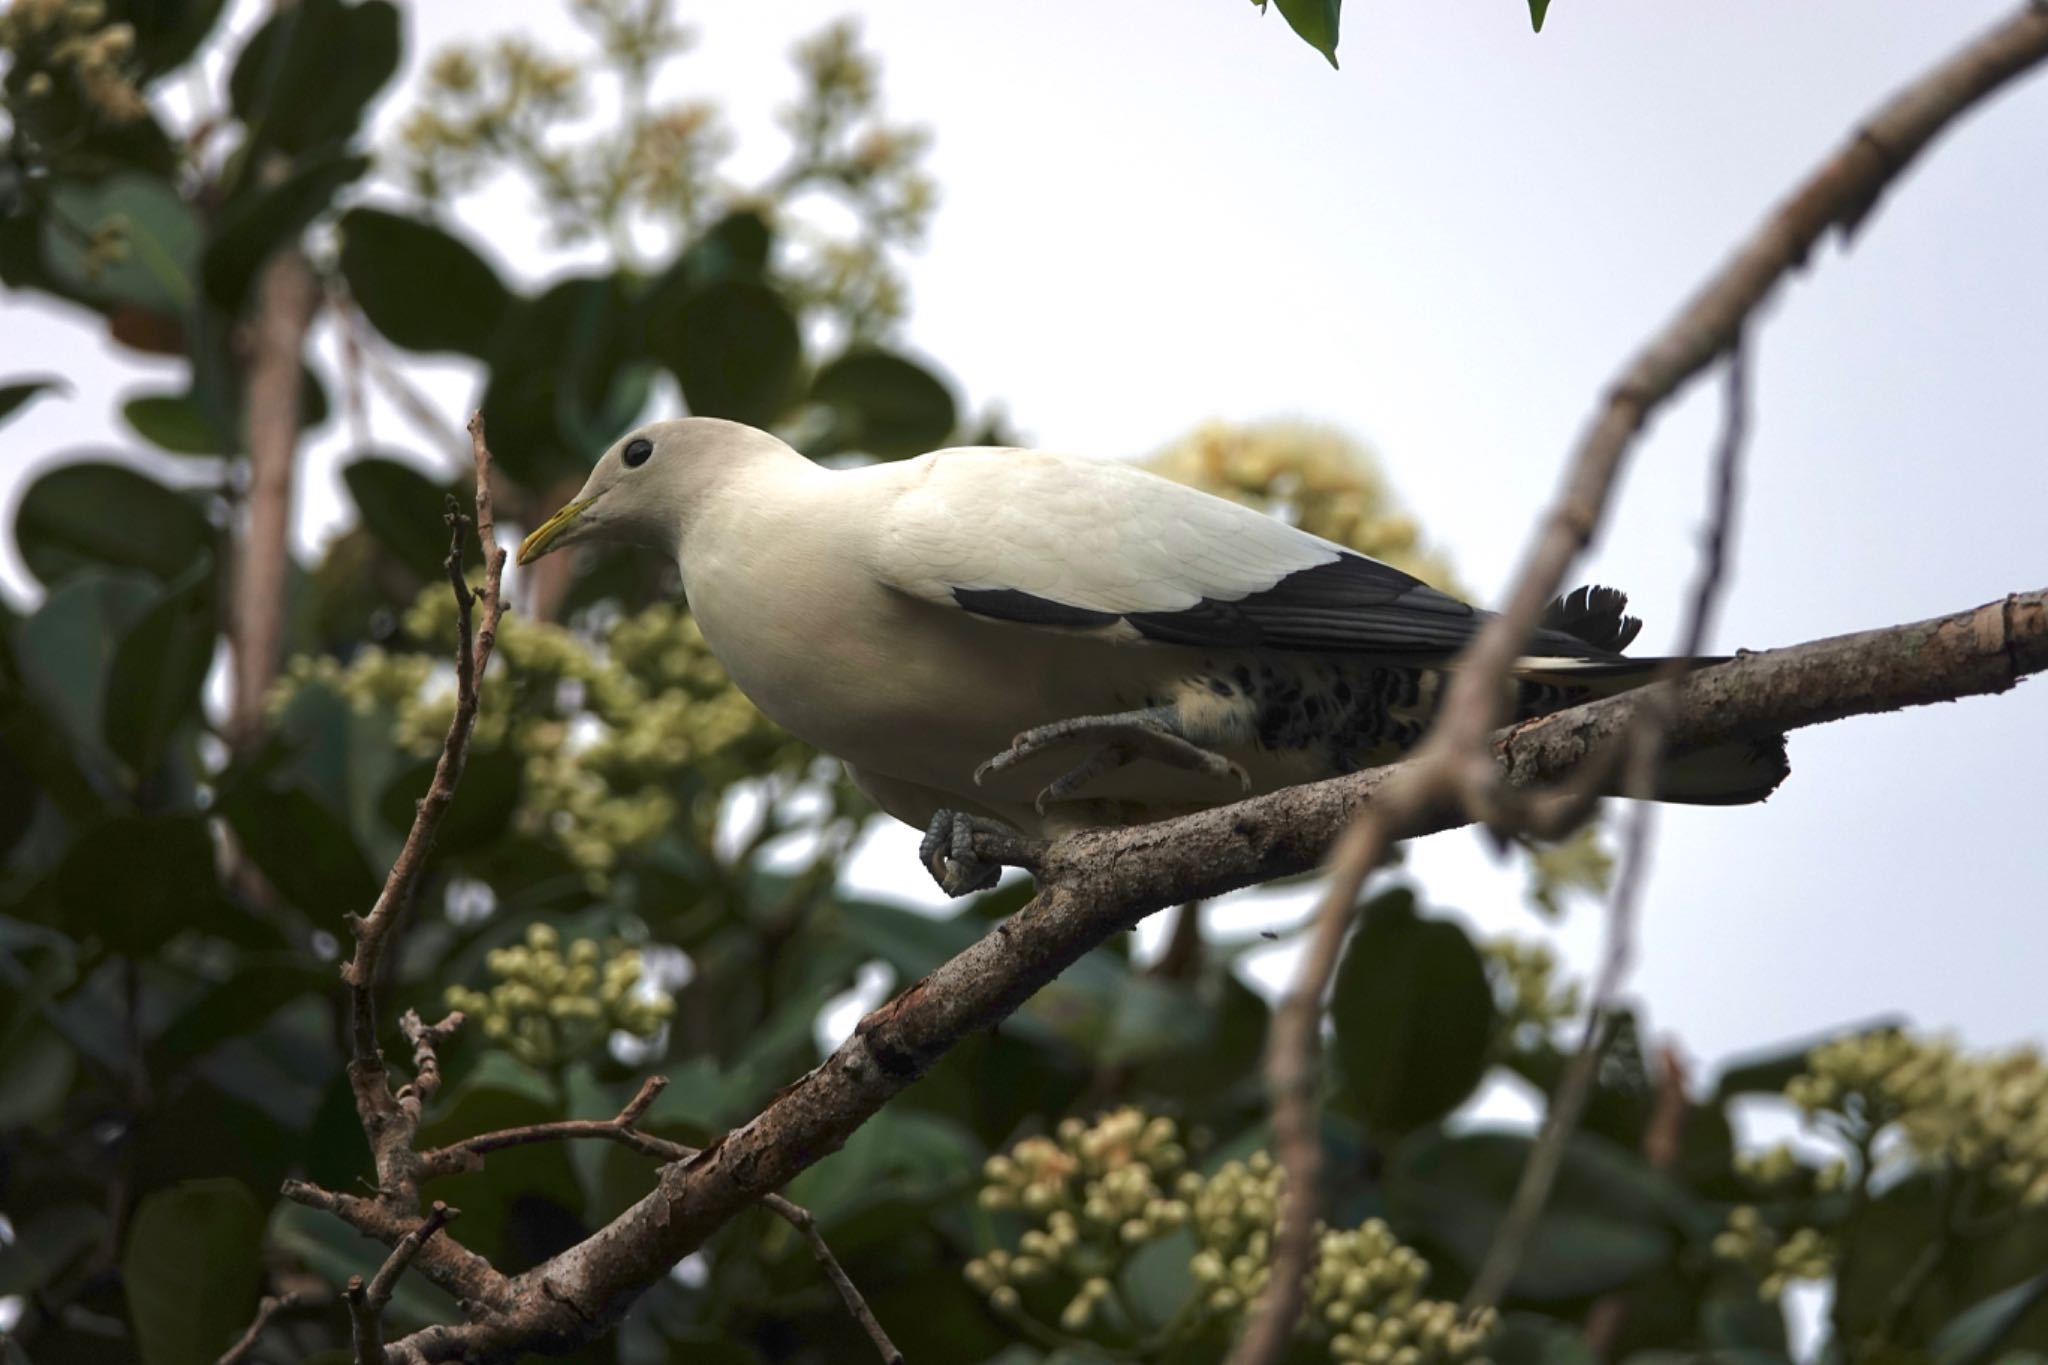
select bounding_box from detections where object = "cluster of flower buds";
[1483,935,1585,1038]
[1712,1205,1836,1302]
[443,922,672,1067]
[970,1112,1495,1362]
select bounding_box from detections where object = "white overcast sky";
[5,1,2046,1083]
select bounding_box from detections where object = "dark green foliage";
[337,207,512,356]
[1330,888,1497,1137]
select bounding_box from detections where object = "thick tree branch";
[229,248,318,752]
[376,588,2044,1363]
[347,1203,457,1365]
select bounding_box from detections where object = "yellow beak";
[517,498,594,566]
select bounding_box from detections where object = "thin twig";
[332,290,474,462]
[346,1202,457,1365]
[416,1076,903,1362]
[340,416,507,1209]
[1463,340,1751,1317]
[215,1291,301,1365]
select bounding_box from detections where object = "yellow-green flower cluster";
[272,589,800,882]
[968,1107,1192,1330]
[442,922,672,1068]
[969,1113,1492,1362]
[1788,1031,2048,1207]
[1147,422,1462,595]
[1,0,147,123]
[1522,825,1615,920]
[1483,936,1583,1042]
[1712,1205,1835,1302]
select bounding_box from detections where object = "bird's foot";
[973,709,1250,813]
[919,809,1016,897]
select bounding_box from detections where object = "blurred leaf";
[269,1200,452,1331]
[0,376,66,430]
[839,897,981,978]
[104,559,217,773]
[217,780,379,919]
[0,1024,75,1129]
[1529,0,1553,32]
[1712,1015,1908,1101]
[1834,1174,2048,1348]
[653,277,802,427]
[55,814,220,952]
[342,453,459,580]
[122,1178,263,1365]
[122,390,224,454]
[41,173,201,314]
[783,1107,977,1229]
[14,570,160,758]
[14,461,215,586]
[1934,1271,2048,1365]
[1121,1226,1198,1331]
[0,1202,105,1296]
[1491,1313,1601,1365]
[203,149,369,313]
[338,207,512,356]
[1330,888,1496,1136]
[1274,0,1341,67]
[376,745,521,855]
[151,956,335,1063]
[480,276,642,483]
[808,349,957,458]
[110,0,233,76]
[229,0,400,159]
[1386,1128,1696,1300]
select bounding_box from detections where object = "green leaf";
[150,957,335,1062]
[268,1201,452,1332]
[110,0,234,77]
[652,277,802,427]
[13,460,215,586]
[479,276,644,483]
[839,897,982,978]
[1935,1272,2048,1365]
[14,570,160,759]
[1385,1128,1695,1300]
[202,149,369,312]
[122,390,225,454]
[41,173,202,315]
[104,559,217,773]
[342,454,459,579]
[1529,0,1553,32]
[1490,1313,1601,1365]
[0,1025,76,1130]
[1275,0,1341,67]
[216,781,379,920]
[808,349,958,458]
[375,745,521,855]
[122,1178,263,1365]
[338,207,512,356]
[0,376,66,430]
[1329,888,1497,1136]
[55,814,221,952]
[228,0,400,158]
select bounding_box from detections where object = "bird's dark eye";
[623,437,653,468]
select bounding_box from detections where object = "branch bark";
[228,248,318,752]
[379,587,2046,1362]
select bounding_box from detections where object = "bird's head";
[516,417,789,567]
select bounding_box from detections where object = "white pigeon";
[517,418,1787,893]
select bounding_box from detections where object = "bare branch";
[347,1203,457,1365]
[281,1181,508,1312]
[341,417,507,1210]
[418,1076,685,1178]
[216,1291,300,1365]
[766,1196,906,1365]
[1462,340,1753,1316]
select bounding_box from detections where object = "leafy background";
[4,2,2048,1364]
